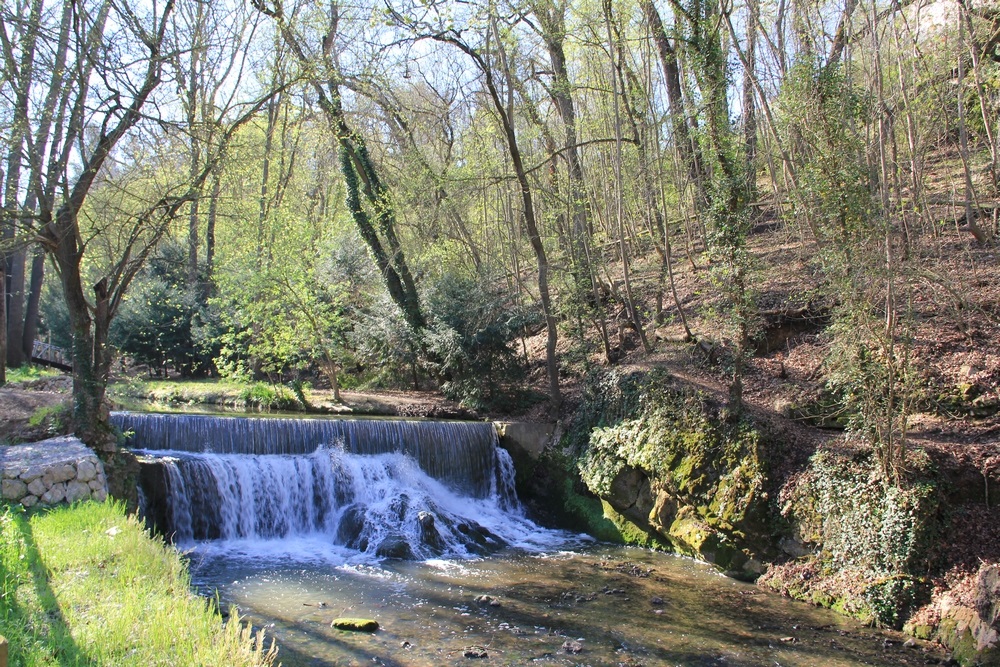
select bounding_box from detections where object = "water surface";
[190,545,940,667]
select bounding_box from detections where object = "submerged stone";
[331,617,379,632]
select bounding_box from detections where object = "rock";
[462,646,488,659]
[21,495,38,508]
[88,479,104,491]
[27,478,47,497]
[76,459,97,482]
[65,480,92,503]
[456,521,507,554]
[474,595,501,607]
[92,488,107,502]
[19,465,44,483]
[42,463,75,487]
[562,639,583,654]
[650,596,664,606]
[336,504,367,548]
[375,534,415,560]
[976,564,1000,627]
[418,511,445,553]
[2,478,27,500]
[331,618,379,632]
[41,482,66,504]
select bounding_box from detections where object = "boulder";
[417,511,445,554]
[65,480,92,503]
[2,478,27,500]
[375,534,415,560]
[335,504,367,548]
[76,459,97,483]
[27,478,46,497]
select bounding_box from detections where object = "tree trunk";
[0,257,6,385]
[21,247,45,360]
[52,205,115,450]
[641,0,706,204]
[5,250,26,367]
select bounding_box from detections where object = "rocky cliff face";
[566,369,775,578]
[558,368,998,665]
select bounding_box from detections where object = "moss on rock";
[332,618,379,632]
[567,369,772,575]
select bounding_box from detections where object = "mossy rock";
[668,511,744,571]
[332,618,379,632]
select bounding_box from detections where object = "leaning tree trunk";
[51,204,115,450]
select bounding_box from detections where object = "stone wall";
[495,422,555,459]
[1,436,108,507]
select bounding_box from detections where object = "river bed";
[189,543,942,667]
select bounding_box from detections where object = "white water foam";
[140,445,583,565]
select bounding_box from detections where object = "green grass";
[5,366,61,384]
[0,501,277,667]
[109,378,303,412]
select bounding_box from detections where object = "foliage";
[212,257,350,385]
[423,273,540,411]
[4,366,61,385]
[237,382,300,411]
[349,295,423,389]
[0,501,276,666]
[27,404,71,437]
[779,61,875,247]
[111,240,216,376]
[775,448,939,627]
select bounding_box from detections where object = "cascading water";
[113,412,943,666]
[116,412,564,561]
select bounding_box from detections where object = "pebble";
[463,646,488,659]
[562,639,583,654]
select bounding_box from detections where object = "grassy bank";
[110,378,302,412]
[0,501,276,667]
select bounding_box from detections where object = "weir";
[113,412,499,496]
[114,412,527,560]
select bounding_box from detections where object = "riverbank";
[0,500,275,666]
[3,368,998,663]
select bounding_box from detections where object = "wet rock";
[336,504,367,548]
[331,617,379,632]
[650,596,664,606]
[418,511,445,554]
[376,534,415,560]
[562,639,584,654]
[462,646,488,659]
[457,521,508,554]
[474,595,501,607]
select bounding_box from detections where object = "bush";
[111,239,216,376]
[422,273,541,412]
[237,383,299,411]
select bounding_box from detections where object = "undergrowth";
[0,501,277,666]
[769,447,941,628]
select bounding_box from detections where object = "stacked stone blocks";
[1,436,108,507]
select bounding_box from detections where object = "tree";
[391,3,564,410]
[252,0,427,334]
[1,0,270,449]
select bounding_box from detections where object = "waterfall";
[114,412,498,497]
[118,412,545,560]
